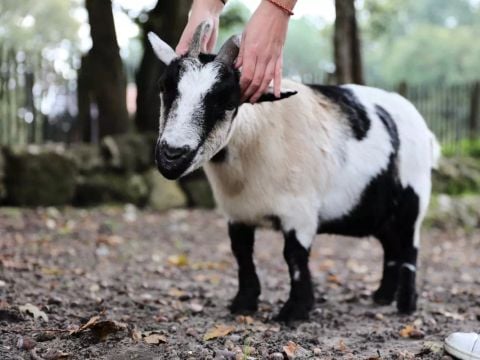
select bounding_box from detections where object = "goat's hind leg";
[228,222,261,314]
[373,235,401,306]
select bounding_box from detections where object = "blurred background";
[0,0,479,208]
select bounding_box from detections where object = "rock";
[4,146,77,206]
[433,157,480,195]
[16,336,36,350]
[66,143,105,174]
[75,173,149,206]
[101,132,157,173]
[180,170,215,208]
[426,194,480,229]
[144,169,187,211]
[269,353,284,360]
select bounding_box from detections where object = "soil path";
[1,207,479,359]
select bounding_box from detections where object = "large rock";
[74,173,149,206]
[101,132,157,173]
[433,157,480,195]
[4,146,77,206]
[426,194,480,230]
[144,169,187,211]
[66,143,105,174]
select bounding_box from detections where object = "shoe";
[445,332,480,360]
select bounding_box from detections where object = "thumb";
[235,32,246,69]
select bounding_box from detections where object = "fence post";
[470,81,480,141]
[397,81,408,97]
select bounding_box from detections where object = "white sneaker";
[445,332,480,360]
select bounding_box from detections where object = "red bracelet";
[266,0,294,16]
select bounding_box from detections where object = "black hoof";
[373,287,396,306]
[274,299,313,323]
[229,293,259,314]
[396,291,417,314]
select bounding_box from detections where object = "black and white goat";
[149,22,440,322]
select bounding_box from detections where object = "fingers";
[176,27,192,55]
[274,55,283,98]
[242,57,268,103]
[250,60,276,103]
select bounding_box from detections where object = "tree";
[135,1,192,133]
[83,0,129,138]
[334,0,364,84]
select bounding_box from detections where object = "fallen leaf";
[144,333,167,344]
[42,267,64,276]
[338,339,347,352]
[97,234,124,246]
[43,349,71,360]
[128,325,142,342]
[283,341,299,359]
[167,254,188,267]
[70,315,126,340]
[204,324,236,341]
[399,324,424,339]
[327,274,342,285]
[235,315,254,325]
[18,303,48,322]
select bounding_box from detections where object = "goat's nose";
[159,141,191,161]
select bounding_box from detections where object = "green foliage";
[362,0,480,85]
[0,0,81,51]
[443,139,480,157]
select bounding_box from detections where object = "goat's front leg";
[228,222,261,314]
[275,230,314,322]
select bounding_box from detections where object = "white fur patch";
[148,32,177,65]
[160,60,221,150]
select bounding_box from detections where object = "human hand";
[236,0,290,103]
[176,0,224,55]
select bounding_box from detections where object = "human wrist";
[263,0,297,16]
[192,0,224,15]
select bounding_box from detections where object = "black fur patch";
[256,90,298,103]
[309,85,371,140]
[376,105,399,153]
[264,215,282,231]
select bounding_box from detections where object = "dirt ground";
[0,207,479,360]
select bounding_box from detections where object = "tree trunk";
[135,0,192,133]
[334,0,364,84]
[85,0,129,138]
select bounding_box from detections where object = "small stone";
[375,313,384,321]
[16,336,36,350]
[229,334,241,343]
[214,349,236,360]
[186,328,197,337]
[34,332,56,342]
[313,347,322,355]
[189,302,203,313]
[269,352,284,360]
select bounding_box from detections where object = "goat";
[148,22,440,322]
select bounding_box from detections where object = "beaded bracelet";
[266,0,295,16]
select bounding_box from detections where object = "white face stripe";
[161,60,221,149]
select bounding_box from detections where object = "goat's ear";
[148,32,177,65]
[254,87,298,103]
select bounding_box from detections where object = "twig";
[8,327,70,333]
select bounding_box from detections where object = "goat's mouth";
[155,142,197,180]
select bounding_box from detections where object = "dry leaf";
[18,303,48,322]
[128,325,142,341]
[338,339,347,352]
[168,288,188,298]
[97,234,124,246]
[204,324,236,341]
[70,315,126,340]
[43,349,72,360]
[327,274,342,285]
[167,254,188,267]
[235,315,254,325]
[399,325,424,339]
[144,333,167,344]
[16,336,36,350]
[283,341,299,358]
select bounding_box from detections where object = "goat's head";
[148,21,296,180]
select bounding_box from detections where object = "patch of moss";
[4,147,77,206]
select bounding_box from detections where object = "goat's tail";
[430,133,441,170]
